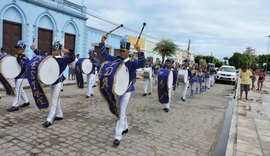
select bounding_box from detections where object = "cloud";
[71,0,270,58]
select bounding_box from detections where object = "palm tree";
[153,39,178,64]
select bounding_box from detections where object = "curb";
[225,79,240,156]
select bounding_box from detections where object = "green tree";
[228,52,256,69]
[153,39,178,64]
[228,52,243,69]
[243,47,256,56]
[199,58,207,67]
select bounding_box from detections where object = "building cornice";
[22,0,88,20]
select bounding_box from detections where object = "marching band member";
[210,64,217,87]
[153,61,161,85]
[0,47,6,99]
[158,58,177,112]
[100,34,146,147]
[143,57,154,96]
[86,49,100,98]
[7,41,30,112]
[190,64,197,97]
[204,65,211,90]
[197,67,204,93]
[30,42,75,128]
[181,58,191,102]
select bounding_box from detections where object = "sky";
[72,0,270,59]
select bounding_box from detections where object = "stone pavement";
[0,80,234,156]
[226,77,270,156]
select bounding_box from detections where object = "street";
[0,80,234,156]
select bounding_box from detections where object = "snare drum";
[76,58,93,74]
[143,67,152,79]
[178,69,188,83]
[0,55,21,78]
[158,69,173,103]
[99,61,129,118]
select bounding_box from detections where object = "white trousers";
[181,81,189,100]
[164,87,172,109]
[114,92,131,140]
[87,74,96,96]
[47,82,63,123]
[12,79,29,107]
[144,78,153,94]
[210,75,215,86]
[205,78,211,89]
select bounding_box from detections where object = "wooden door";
[65,33,75,51]
[2,20,22,55]
[38,28,53,54]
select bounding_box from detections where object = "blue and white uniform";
[33,46,75,124]
[87,57,100,97]
[11,53,30,108]
[99,41,145,141]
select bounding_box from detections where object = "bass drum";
[0,55,21,78]
[38,56,60,85]
[178,69,188,83]
[76,58,93,74]
[99,61,129,118]
[143,67,152,79]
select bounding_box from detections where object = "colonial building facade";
[0,0,162,63]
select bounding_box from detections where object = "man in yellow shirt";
[239,66,252,100]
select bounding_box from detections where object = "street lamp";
[267,35,270,71]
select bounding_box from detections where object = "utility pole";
[187,39,190,51]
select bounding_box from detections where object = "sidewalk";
[226,77,270,156]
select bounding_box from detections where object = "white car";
[216,65,237,85]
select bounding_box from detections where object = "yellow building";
[127,35,145,52]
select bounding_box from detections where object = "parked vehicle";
[216,65,237,85]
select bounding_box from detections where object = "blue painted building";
[85,26,123,61]
[0,0,88,59]
[0,0,123,64]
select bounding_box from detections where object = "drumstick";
[106,24,124,35]
[32,38,36,44]
[136,22,146,45]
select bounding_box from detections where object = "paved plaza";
[0,80,233,156]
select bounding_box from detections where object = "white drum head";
[81,59,93,74]
[183,70,188,83]
[0,56,21,78]
[167,70,173,89]
[144,67,152,75]
[39,57,60,85]
[114,63,130,96]
[179,69,188,83]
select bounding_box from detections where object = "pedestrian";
[239,65,252,101]
[68,54,78,80]
[86,49,100,98]
[7,40,30,112]
[99,34,146,147]
[251,68,256,90]
[257,69,266,91]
